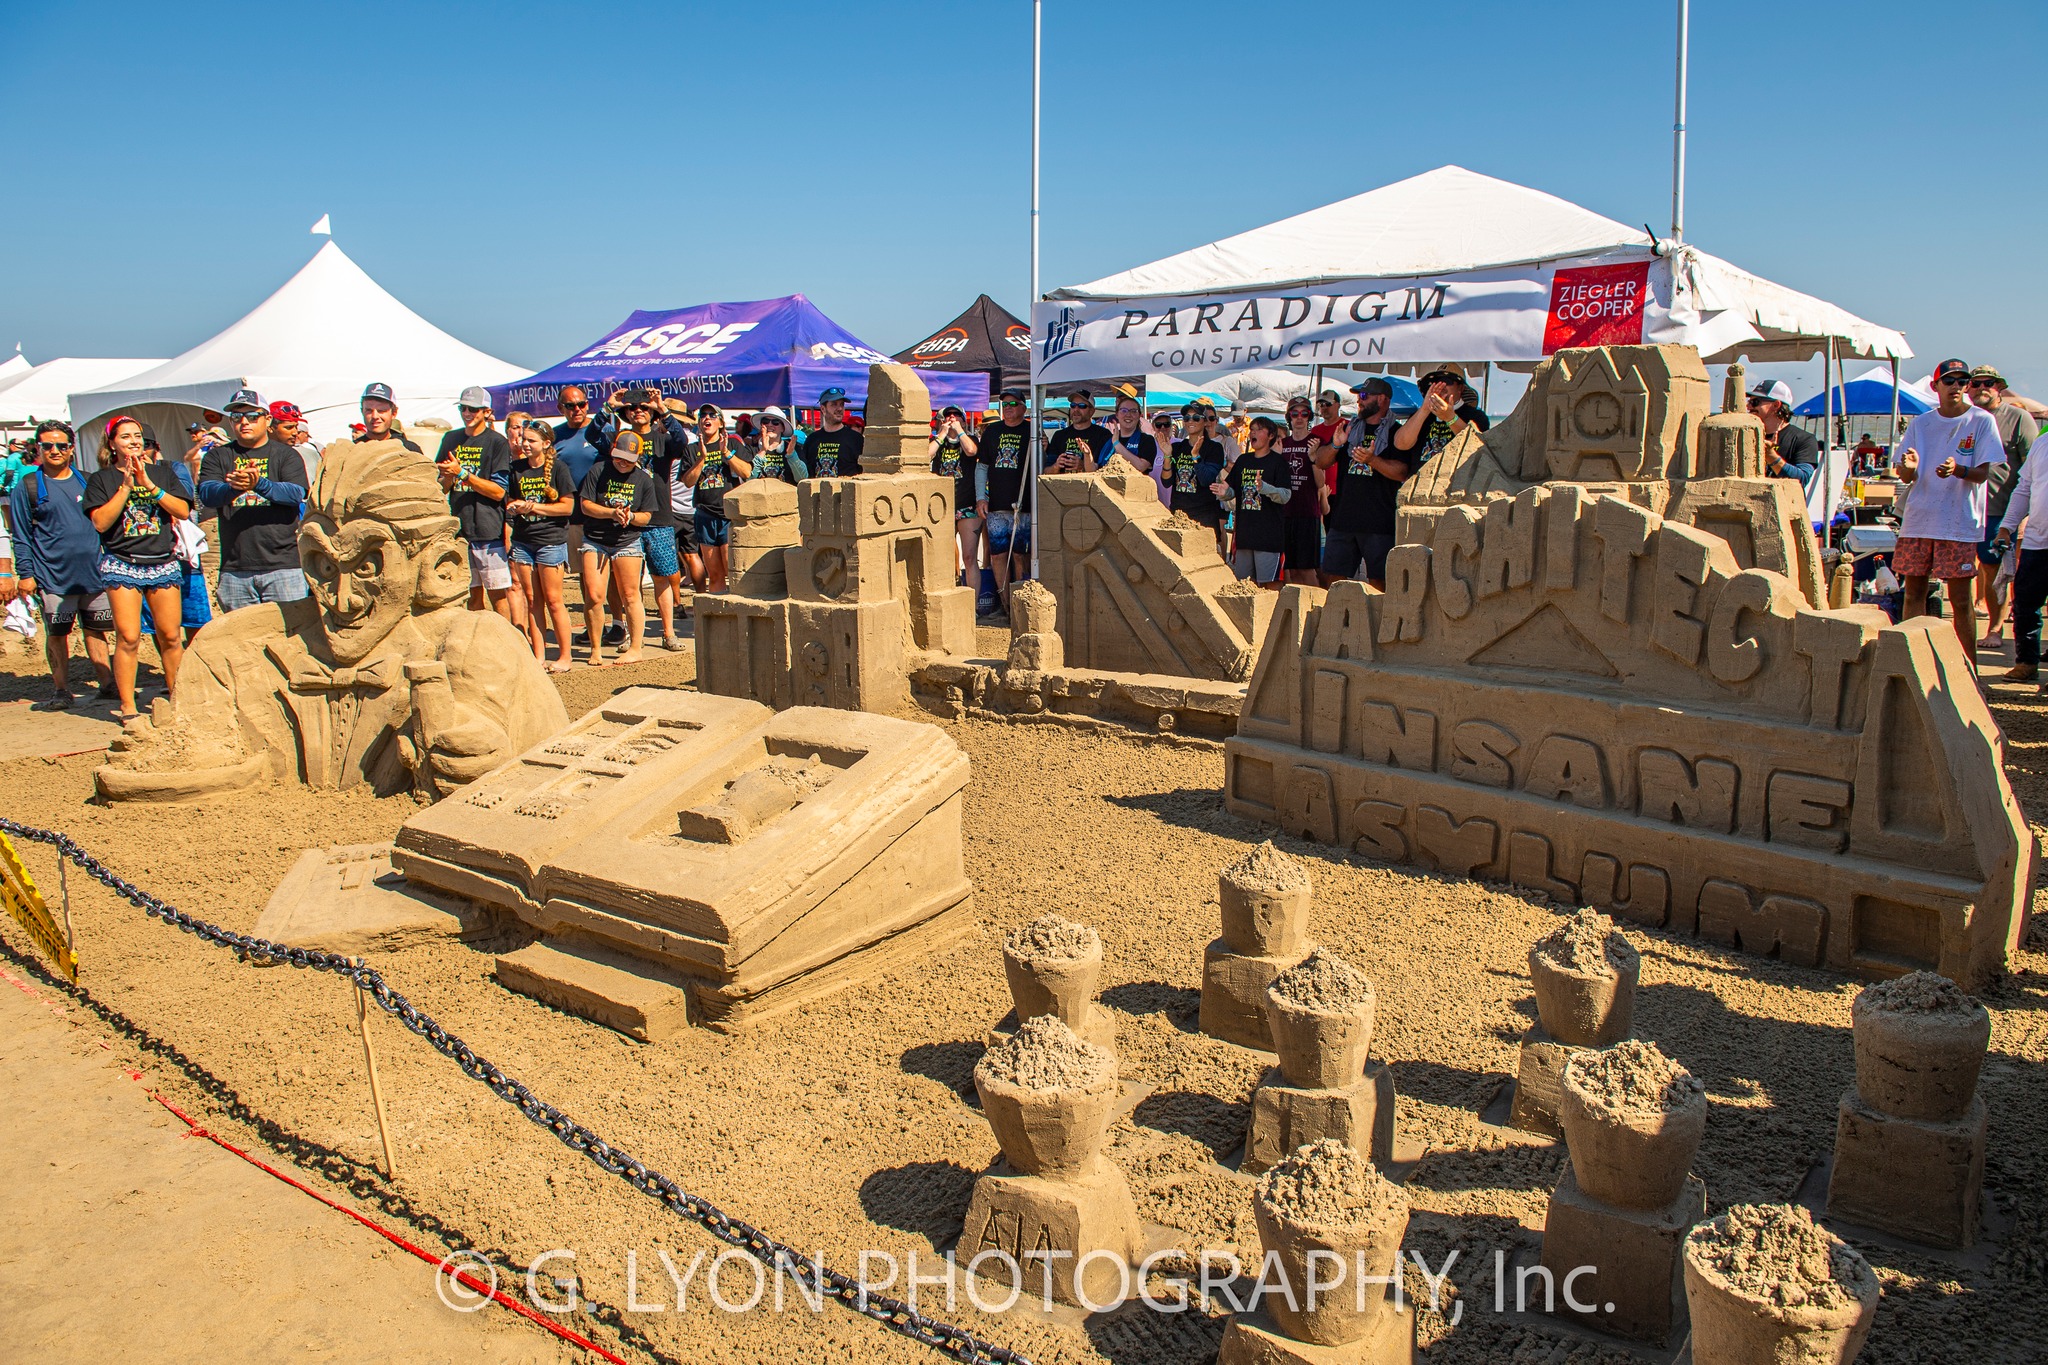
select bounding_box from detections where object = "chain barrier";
[0,819,1031,1365]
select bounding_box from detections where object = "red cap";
[269,400,306,424]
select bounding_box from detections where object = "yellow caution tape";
[0,831,76,983]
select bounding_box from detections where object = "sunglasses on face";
[38,442,72,453]
[1938,376,1967,387]
[1001,400,1023,408]
[1968,379,1998,389]
[459,406,489,414]
[560,400,589,409]
[231,412,265,421]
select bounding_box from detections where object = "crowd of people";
[1,355,2038,714]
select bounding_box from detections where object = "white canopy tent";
[0,357,166,429]
[0,351,32,387]
[68,241,525,463]
[1036,166,1911,529]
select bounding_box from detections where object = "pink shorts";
[1892,536,1978,581]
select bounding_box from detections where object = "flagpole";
[1671,0,1689,241]
[1028,0,1043,583]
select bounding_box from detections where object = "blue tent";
[487,294,990,416]
[1793,369,1930,418]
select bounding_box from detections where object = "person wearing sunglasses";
[977,388,1034,616]
[9,420,115,708]
[749,406,807,486]
[683,403,751,595]
[85,416,192,718]
[1278,397,1325,585]
[1895,358,2006,659]
[1969,364,2039,649]
[434,387,515,621]
[198,388,311,612]
[929,404,982,587]
[1165,403,1229,557]
[1047,389,1111,473]
[548,385,611,578]
[1743,380,1819,490]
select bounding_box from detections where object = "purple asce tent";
[488,294,989,416]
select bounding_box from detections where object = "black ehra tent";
[894,294,1030,403]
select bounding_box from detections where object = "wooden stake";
[57,855,75,960]
[354,967,398,1181]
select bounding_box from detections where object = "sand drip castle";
[1226,344,2032,989]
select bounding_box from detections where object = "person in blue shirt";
[9,421,114,708]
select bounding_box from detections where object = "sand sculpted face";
[298,518,464,665]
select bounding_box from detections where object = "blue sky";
[5,0,2042,402]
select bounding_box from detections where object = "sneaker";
[603,623,626,647]
[976,595,1001,619]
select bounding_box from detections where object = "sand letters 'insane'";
[392,688,973,1032]
[96,440,567,801]
[1225,346,2031,990]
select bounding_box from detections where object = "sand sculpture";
[1826,970,1991,1247]
[994,914,1115,1050]
[1243,950,1397,1174]
[962,1016,1143,1308]
[1201,841,1315,1050]
[96,440,567,801]
[912,579,1246,740]
[1542,1039,1707,1344]
[1034,471,1273,680]
[694,365,976,713]
[391,688,973,1035]
[1225,344,2032,990]
[1217,1140,1415,1364]
[1511,909,1640,1136]
[1681,1204,1879,1364]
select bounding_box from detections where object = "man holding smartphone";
[1392,364,1474,468]
[1894,358,2003,659]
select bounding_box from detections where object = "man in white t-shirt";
[1988,431,2048,686]
[1894,357,2006,657]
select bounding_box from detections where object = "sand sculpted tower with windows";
[1224,344,2030,990]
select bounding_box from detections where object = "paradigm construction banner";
[1032,258,1656,383]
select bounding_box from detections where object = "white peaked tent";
[1044,166,1909,368]
[0,358,167,428]
[0,351,32,386]
[69,241,525,461]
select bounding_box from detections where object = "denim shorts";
[583,535,645,564]
[642,524,681,577]
[218,568,308,612]
[510,541,570,569]
[987,510,1031,555]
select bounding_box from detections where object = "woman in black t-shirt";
[504,421,580,673]
[683,405,752,593]
[83,416,192,718]
[930,405,983,588]
[1212,416,1293,588]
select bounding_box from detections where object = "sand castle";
[1682,1203,1879,1364]
[694,365,977,713]
[1225,343,2033,991]
[96,439,566,801]
[1510,909,1640,1136]
[391,688,973,1034]
[1542,1039,1707,1344]
[1826,970,1991,1248]
[1243,950,1397,1174]
[994,914,1115,1051]
[1200,841,1316,1050]
[1218,1140,1415,1364]
[962,1016,1143,1308]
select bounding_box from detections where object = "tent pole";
[1482,362,1492,417]
[1671,0,1689,241]
[1823,339,1835,549]
[1028,0,1042,585]
[1889,356,1900,466]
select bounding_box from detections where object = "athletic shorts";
[987,510,1031,555]
[98,555,181,591]
[467,540,513,591]
[641,524,681,577]
[694,509,732,548]
[1283,516,1322,571]
[41,590,113,632]
[1892,536,1977,581]
[1233,549,1283,583]
[510,541,570,569]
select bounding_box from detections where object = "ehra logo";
[914,327,970,358]
[1003,324,1031,353]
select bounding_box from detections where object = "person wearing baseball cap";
[1312,377,1410,587]
[800,386,865,478]
[197,387,311,611]
[355,381,422,454]
[1969,363,2041,650]
[1048,388,1110,474]
[1742,379,1820,489]
[1393,363,1473,469]
[434,386,515,621]
[1895,358,2007,660]
[576,427,659,665]
[928,404,982,588]
[267,400,323,492]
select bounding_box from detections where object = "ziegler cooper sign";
[1032,259,1656,381]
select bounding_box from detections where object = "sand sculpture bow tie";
[289,654,404,694]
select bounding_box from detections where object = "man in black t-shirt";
[1047,390,1112,473]
[197,388,310,611]
[801,386,866,478]
[1316,378,1412,587]
[355,382,423,454]
[436,387,514,619]
[977,389,1033,615]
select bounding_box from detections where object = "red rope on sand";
[144,1090,630,1365]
